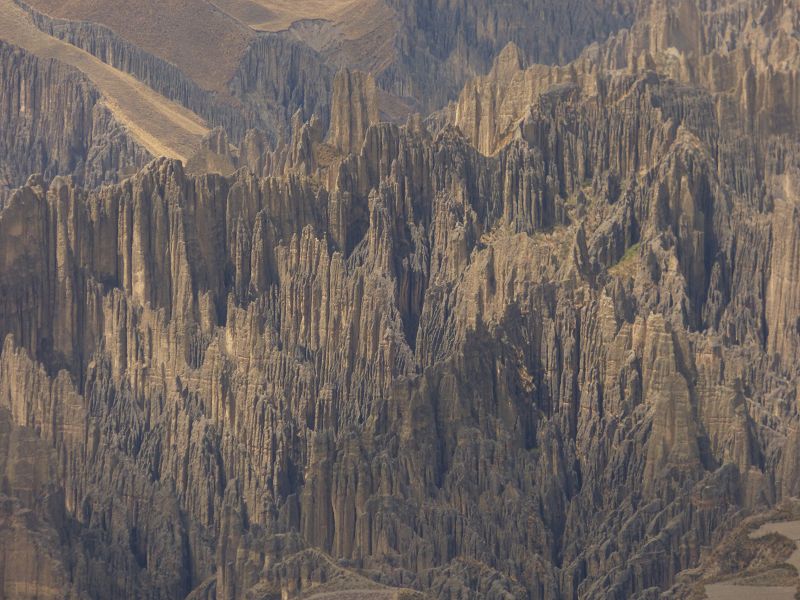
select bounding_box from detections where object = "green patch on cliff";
[609,243,641,276]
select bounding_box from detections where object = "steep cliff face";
[229,34,336,144]
[327,70,380,155]
[0,404,75,600]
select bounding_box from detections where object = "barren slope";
[0,0,210,160]
[213,0,399,77]
[210,0,378,32]
[23,0,254,91]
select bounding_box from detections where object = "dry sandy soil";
[704,584,797,599]
[210,0,383,32]
[22,0,254,92]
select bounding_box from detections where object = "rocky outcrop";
[328,70,380,156]
[766,191,800,371]
[0,406,77,600]
[185,128,238,177]
[229,34,335,144]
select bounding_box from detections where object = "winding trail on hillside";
[0,0,209,161]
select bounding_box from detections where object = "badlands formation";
[1,1,800,599]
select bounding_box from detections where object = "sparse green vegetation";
[609,242,641,276]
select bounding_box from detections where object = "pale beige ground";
[22,0,253,91]
[0,0,209,160]
[752,520,800,572]
[210,0,381,32]
[305,592,401,600]
[704,583,796,600]
[705,519,800,600]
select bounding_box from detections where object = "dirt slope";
[23,0,254,91]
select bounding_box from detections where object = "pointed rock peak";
[24,173,46,192]
[144,155,186,180]
[289,109,324,147]
[203,127,230,155]
[291,108,306,131]
[238,128,270,175]
[646,0,704,57]
[491,42,526,79]
[289,112,325,176]
[405,112,430,140]
[185,127,236,176]
[327,69,379,156]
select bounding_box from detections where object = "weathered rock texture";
[451,0,800,156]
[268,0,637,114]
[1,1,800,600]
[327,70,380,156]
[0,40,151,206]
[377,0,636,111]
[229,34,336,144]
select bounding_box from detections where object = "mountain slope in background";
[0,0,638,203]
